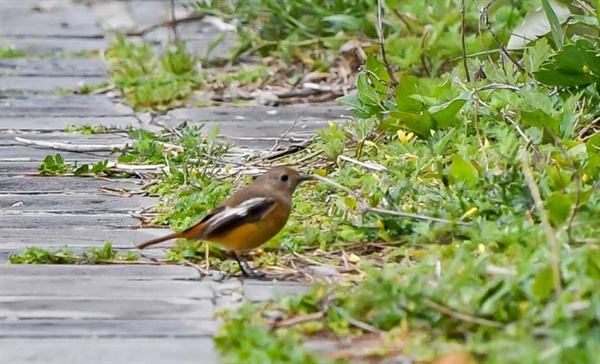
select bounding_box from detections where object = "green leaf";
[344,196,357,210]
[450,155,478,186]
[534,38,600,87]
[356,73,381,107]
[388,110,434,138]
[395,76,422,114]
[429,91,472,128]
[531,266,554,299]
[323,14,362,31]
[546,191,574,226]
[40,155,55,170]
[541,0,564,49]
[205,32,226,58]
[74,164,89,176]
[567,15,600,28]
[586,132,600,155]
[365,54,391,83]
[520,109,560,135]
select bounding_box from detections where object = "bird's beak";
[298,174,315,183]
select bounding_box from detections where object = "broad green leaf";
[520,109,560,135]
[74,164,89,176]
[43,155,55,166]
[365,54,391,83]
[531,266,554,299]
[356,73,382,107]
[389,110,434,138]
[429,91,472,128]
[546,191,574,226]
[534,38,600,87]
[395,76,422,114]
[450,155,478,186]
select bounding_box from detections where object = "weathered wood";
[0,264,198,279]
[1,296,214,320]
[0,214,141,229]
[0,58,108,77]
[0,176,143,194]
[0,117,140,131]
[0,319,220,338]
[0,95,132,118]
[0,338,221,363]
[0,194,154,213]
[0,228,167,250]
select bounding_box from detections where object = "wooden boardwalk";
[0,1,345,362]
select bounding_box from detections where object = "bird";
[136,166,313,277]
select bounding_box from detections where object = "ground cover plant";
[207,1,599,362]
[21,0,600,362]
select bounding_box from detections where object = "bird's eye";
[280,174,289,181]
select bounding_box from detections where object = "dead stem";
[272,311,325,328]
[422,297,504,328]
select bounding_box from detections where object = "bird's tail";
[135,231,184,249]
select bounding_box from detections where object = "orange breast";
[207,201,291,253]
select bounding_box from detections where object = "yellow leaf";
[404,153,419,161]
[348,253,361,263]
[376,220,385,229]
[314,168,327,177]
[344,196,357,209]
[461,207,478,219]
[363,140,379,152]
[396,130,414,144]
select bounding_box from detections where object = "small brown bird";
[136,166,312,277]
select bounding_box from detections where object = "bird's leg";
[231,251,251,277]
[231,252,264,278]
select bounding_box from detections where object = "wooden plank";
[0,338,221,364]
[0,297,214,320]
[1,319,219,338]
[0,194,155,213]
[0,264,198,279]
[0,176,143,194]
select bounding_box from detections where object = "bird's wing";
[201,196,277,238]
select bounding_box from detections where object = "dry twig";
[423,297,504,328]
[15,137,127,152]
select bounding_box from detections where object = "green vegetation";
[0,46,27,58]
[106,38,199,111]
[9,242,139,264]
[28,0,599,362]
[105,36,281,111]
[38,154,114,176]
[209,1,599,363]
[64,123,129,135]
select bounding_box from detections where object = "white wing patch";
[207,197,270,228]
